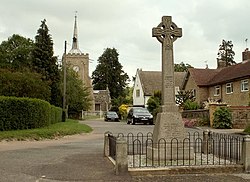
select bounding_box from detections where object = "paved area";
[0,119,249,181]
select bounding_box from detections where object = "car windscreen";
[107,112,117,116]
[133,108,149,114]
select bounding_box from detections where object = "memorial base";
[148,106,194,160]
[147,146,194,160]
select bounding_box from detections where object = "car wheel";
[127,119,130,124]
[149,121,154,125]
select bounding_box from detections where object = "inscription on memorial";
[164,75,173,88]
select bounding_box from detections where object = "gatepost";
[242,135,250,172]
[115,137,128,175]
[104,131,112,157]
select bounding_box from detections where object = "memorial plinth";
[147,16,193,160]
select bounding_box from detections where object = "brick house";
[133,69,186,107]
[182,49,250,106]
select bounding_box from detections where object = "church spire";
[69,12,82,54]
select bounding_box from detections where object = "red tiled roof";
[208,60,250,85]
[188,60,250,86]
[188,68,220,86]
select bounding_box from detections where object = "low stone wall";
[230,106,250,129]
[181,109,209,119]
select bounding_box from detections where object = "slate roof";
[138,70,186,96]
[187,60,250,87]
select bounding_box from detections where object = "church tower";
[64,14,94,111]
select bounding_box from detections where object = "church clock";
[73,65,79,72]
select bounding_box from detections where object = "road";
[0,119,249,182]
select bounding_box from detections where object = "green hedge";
[0,96,62,131]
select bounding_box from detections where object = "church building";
[63,15,111,114]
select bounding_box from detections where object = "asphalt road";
[0,119,249,182]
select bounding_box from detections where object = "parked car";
[104,111,119,122]
[127,107,153,125]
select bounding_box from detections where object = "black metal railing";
[106,131,243,168]
[108,134,117,160]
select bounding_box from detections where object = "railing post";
[242,135,250,172]
[115,137,128,175]
[202,130,210,154]
[104,131,112,157]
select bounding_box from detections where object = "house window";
[214,86,220,96]
[136,89,140,97]
[226,83,233,94]
[241,80,249,92]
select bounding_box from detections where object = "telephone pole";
[62,41,67,122]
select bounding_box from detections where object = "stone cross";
[148,16,193,160]
[152,16,182,112]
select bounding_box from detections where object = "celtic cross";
[152,16,182,111]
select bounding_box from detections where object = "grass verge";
[0,119,92,141]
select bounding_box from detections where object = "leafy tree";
[174,62,193,72]
[92,48,129,99]
[176,90,195,108]
[147,90,161,118]
[0,68,50,101]
[0,34,34,70]
[217,39,236,66]
[65,68,91,118]
[31,19,61,107]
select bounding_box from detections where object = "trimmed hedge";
[0,96,62,131]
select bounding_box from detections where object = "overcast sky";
[1,0,249,82]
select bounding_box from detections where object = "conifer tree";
[92,48,129,99]
[32,19,62,107]
[217,39,235,66]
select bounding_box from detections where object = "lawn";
[0,119,92,141]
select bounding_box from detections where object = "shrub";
[196,116,210,126]
[183,99,200,110]
[213,107,232,129]
[119,104,129,120]
[0,96,62,131]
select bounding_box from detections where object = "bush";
[213,107,232,129]
[0,69,51,101]
[119,104,128,120]
[0,96,62,131]
[183,99,200,110]
[196,116,210,126]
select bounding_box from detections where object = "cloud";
[0,0,249,80]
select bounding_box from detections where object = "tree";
[0,68,51,101]
[147,90,161,118]
[0,34,34,70]
[65,68,91,118]
[217,39,235,66]
[174,62,193,72]
[92,48,129,99]
[31,19,62,107]
[176,90,200,110]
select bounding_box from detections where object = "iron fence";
[108,131,242,168]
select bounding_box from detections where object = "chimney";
[242,48,250,61]
[217,58,226,69]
